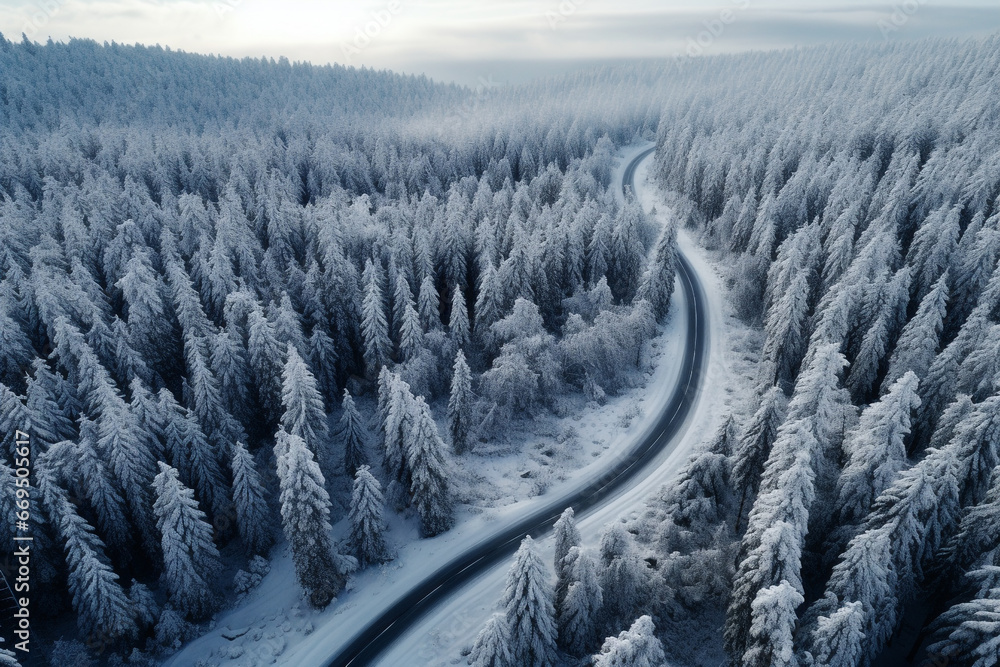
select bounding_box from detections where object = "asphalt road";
[325,145,709,667]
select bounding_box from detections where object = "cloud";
[2,0,999,84]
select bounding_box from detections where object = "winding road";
[324,145,710,667]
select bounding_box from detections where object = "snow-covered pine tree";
[726,345,854,665]
[829,371,920,551]
[592,615,665,667]
[405,396,454,536]
[247,302,286,424]
[383,372,415,487]
[742,581,803,667]
[54,318,161,558]
[152,462,222,620]
[211,325,252,423]
[469,613,514,667]
[230,440,273,556]
[183,331,244,447]
[881,271,949,393]
[362,258,391,375]
[418,274,441,331]
[0,383,27,459]
[559,546,603,656]
[845,267,912,403]
[25,358,76,447]
[659,415,737,548]
[759,269,811,391]
[117,250,172,373]
[810,601,865,667]
[927,570,1000,667]
[398,298,423,361]
[553,507,582,615]
[638,220,677,321]
[447,350,474,455]
[339,389,368,477]
[598,523,648,635]
[608,194,646,303]
[73,420,131,557]
[587,212,613,288]
[38,466,138,646]
[502,536,558,667]
[307,327,340,409]
[449,286,471,348]
[732,386,787,530]
[275,428,346,607]
[348,465,391,566]
[474,262,503,340]
[281,343,329,451]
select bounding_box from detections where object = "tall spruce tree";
[275,429,346,607]
[502,536,558,667]
[447,350,474,455]
[152,462,222,620]
[348,465,391,566]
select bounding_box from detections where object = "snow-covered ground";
[163,145,704,667]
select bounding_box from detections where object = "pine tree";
[881,271,949,393]
[383,372,415,487]
[38,467,137,646]
[638,221,677,321]
[25,358,76,447]
[727,346,854,664]
[418,274,441,331]
[592,615,665,667]
[398,298,423,361]
[406,397,454,536]
[449,286,471,348]
[281,344,329,449]
[559,546,603,656]
[830,371,920,548]
[348,465,391,566]
[502,536,558,667]
[307,327,340,409]
[732,386,786,530]
[598,523,648,634]
[448,350,474,455]
[247,303,286,424]
[152,462,222,620]
[743,581,803,667]
[810,601,865,667]
[362,258,391,375]
[211,325,252,422]
[275,428,346,607]
[553,507,582,615]
[392,271,414,340]
[469,613,514,667]
[759,269,811,390]
[659,416,737,545]
[928,570,1000,667]
[339,389,368,477]
[230,441,273,556]
[474,262,503,339]
[74,420,131,557]
[608,196,646,303]
[185,331,246,453]
[55,318,161,558]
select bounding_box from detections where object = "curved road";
[325,145,708,667]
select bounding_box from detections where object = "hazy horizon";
[4,1,1000,86]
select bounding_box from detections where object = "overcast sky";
[3,1,1000,85]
